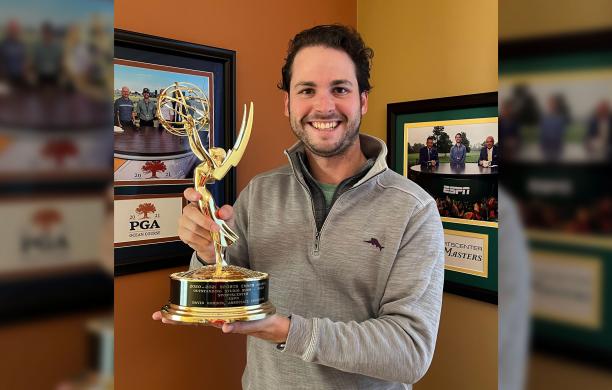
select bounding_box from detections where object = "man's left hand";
[152,311,290,344]
[222,315,290,344]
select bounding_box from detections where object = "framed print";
[0,194,113,324]
[0,6,114,323]
[113,30,237,275]
[500,29,612,366]
[387,92,498,303]
[114,193,187,248]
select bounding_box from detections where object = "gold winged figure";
[157,82,253,276]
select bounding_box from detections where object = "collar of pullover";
[284,133,388,188]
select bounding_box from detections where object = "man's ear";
[283,92,289,117]
[360,91,369,115]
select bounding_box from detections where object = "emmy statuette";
[157,82,275,324]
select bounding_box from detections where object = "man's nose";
[313,91,335,113]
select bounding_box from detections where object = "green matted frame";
[387,92,498,304]
[500,29,612,367]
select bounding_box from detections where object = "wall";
[500,0,612,39]
[357,1,498,389]
[358,0,498,141]
[1,310,110,389]
[114,1,356,389]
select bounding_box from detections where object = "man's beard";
[288,107,361,158]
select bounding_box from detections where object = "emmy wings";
[211,102,253,180]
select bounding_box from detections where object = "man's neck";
[304,138,367,185]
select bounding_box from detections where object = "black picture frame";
[387,92,498,304]
[113,30,237,275]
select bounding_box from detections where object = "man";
[0,19,27,87]
[499,99,520,161]
[585,100,611,159]
[539,94,567,161]
[479,136,499,166]
[113,86,134,127]
[154,25,444,389]
[450,132,466,164]
[158,98,175,129]
[418,136,439,166]
[33,22,62,87]
[135,87,156,127]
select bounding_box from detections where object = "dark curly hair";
[278,24,374,93]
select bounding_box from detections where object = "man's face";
[455,134,462,144]
[486,137,494,149]
[121,88,129,98]
[426,139,433,148]
[284,46,368,157]
[143,92,150,99]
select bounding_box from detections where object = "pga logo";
[21,208,69,252]
[443,185,471,195]
[129,202,161,231]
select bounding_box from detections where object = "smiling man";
[479,135,499,166]
[155,25,444,389]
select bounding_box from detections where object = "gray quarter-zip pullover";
[191,134,444,389]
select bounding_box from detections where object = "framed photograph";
[113,59,212,184]
[387,92,498,303]
[500,29,612,366]
[113,30,237,275]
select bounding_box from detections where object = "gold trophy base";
[160,265,275,325]
[161,301,276,325]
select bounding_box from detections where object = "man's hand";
[152,311,171,323]
[221,315,290,344]
[152,311,290,344]
[178,187,234,263]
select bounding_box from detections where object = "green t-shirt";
[316,181,338,207]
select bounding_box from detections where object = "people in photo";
[450,132,466,164]
[585,100,611,159]
[135,87,156,127]
[418,136,439,167]
[114,86,134,127]
[479,136,499,166]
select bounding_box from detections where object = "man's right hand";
[178,187,234,263]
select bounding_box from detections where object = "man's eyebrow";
[331,79,353,86]
[293,81,316,88]
[293,80,354,88]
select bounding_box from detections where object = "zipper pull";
[314,232,320,255]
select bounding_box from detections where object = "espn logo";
[443,185,470,195]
